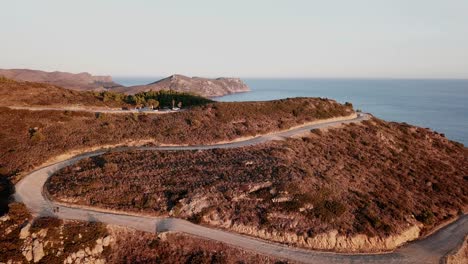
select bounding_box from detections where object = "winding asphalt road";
[14,113,467,263]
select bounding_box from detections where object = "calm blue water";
[114,77,468,145]
[114,77,162,87]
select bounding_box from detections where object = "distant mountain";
[0,69,250,97]
[114,74,250,97]
[0,69,122,91]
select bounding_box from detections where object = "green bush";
[30,131,45,143]
[126,90,213,108]
[416,209,434,225]
[313,200,346,222]
[281,200,303,212]
[0,76,15,83]
[103,162,118,173]
[31,217,62,232]
[310,129,323,136]
[94,90,212,108]
[96,91,126,103]
[62,221,108,254]
[95,112,106,119]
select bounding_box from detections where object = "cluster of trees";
[95,90,213,109]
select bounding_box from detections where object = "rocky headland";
[113,74,250,97]
[0,69,251,97]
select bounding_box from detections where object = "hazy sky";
[1,0,467,78]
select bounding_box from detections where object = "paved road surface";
[14,113,467,263]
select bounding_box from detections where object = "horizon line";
[2,67,467,81]
[112,75,468,81]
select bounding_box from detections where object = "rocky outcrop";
[247,181,272,193]
[174,193,212,218]
[20,226,47,263]
[114,74,250,97]
[19,223,31,239]
[32,239,44,262]
[0,69,122,91]
[16,219,113,264]
[205,218,422,252]
[63,235,113,264]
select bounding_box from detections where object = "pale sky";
[1,0,467,78]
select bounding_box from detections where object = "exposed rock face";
[203,209,423,253]
[22,243,33,262]
[175,194,212,217]
[115,74,250,97]
[32,239,44,262]
[20,226,47,263]
[16,219,112,264]
[222,222,422,252]
[102,236,111,247]
[62,235,113,263]
[247,181,272,193]
[19,223,31,239]
[0,69,121,91]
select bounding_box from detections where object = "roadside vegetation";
[47,118,467,243]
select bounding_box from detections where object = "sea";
[114,77,468,146]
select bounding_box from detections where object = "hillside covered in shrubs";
[0,77,124,108]
[47,118,467,249]
[0,77,212,109]
[0,97,351,193]
[0,94,353,260]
